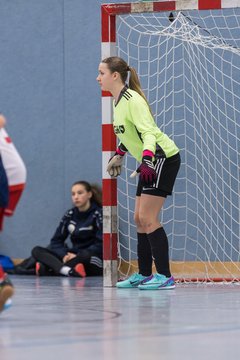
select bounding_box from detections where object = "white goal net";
[116,7,240,282]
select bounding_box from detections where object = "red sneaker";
[35,262,41,276]
[74,263,86,278]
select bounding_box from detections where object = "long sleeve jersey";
[113,87,179,162]
[0,155,8,207]
[49,201,102,259]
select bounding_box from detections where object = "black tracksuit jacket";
[49,201,102,259]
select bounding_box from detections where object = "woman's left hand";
[137,156,157,185]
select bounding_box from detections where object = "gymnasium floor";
[0,276,240,360]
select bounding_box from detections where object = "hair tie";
[127,66,131,71]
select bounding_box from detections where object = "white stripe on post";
[101,42,117,60]
[102,97,113,125]
[222,0,240,8]
[176,0,198,10]
[102,151,113,180]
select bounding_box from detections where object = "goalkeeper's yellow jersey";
[113,87,179,163]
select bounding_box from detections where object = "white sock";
[60,266,71,276]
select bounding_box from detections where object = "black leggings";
[31,246,103,276]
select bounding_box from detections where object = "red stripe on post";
[102,90,112,97]
[102,124,116,151]
[198,0,221,10]
[110,14,116,42]
[153,1,176,12]
[102,179,117,206]
[103,233,118,260]
[101,6,109,42]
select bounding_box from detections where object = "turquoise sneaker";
[138,273,175,290]
[116,273,149,288]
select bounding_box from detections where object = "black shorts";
[136,152,181,198]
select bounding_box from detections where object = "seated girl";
[31,181,103,277]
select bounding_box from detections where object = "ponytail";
[90,183,102,207]
[128,66,149,106]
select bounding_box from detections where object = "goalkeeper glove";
[106,144,127,177]
[136,155,156,186]
[107,154,124,177]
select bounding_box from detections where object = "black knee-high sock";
[137,232,152,276]
[147,227,171,277]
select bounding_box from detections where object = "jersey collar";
[115,85,129,107]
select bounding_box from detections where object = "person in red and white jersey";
[0,114,26,230]
[0,113,26,312]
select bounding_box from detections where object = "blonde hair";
[102,56,150,107]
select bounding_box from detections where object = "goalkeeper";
[97,56,181,290]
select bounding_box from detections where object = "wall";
[0,0,125,258]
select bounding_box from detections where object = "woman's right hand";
[106,154,124,177]
[63,252,77,263]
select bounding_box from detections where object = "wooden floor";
[1,275,240,360]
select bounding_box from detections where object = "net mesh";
[115,8,240,282]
